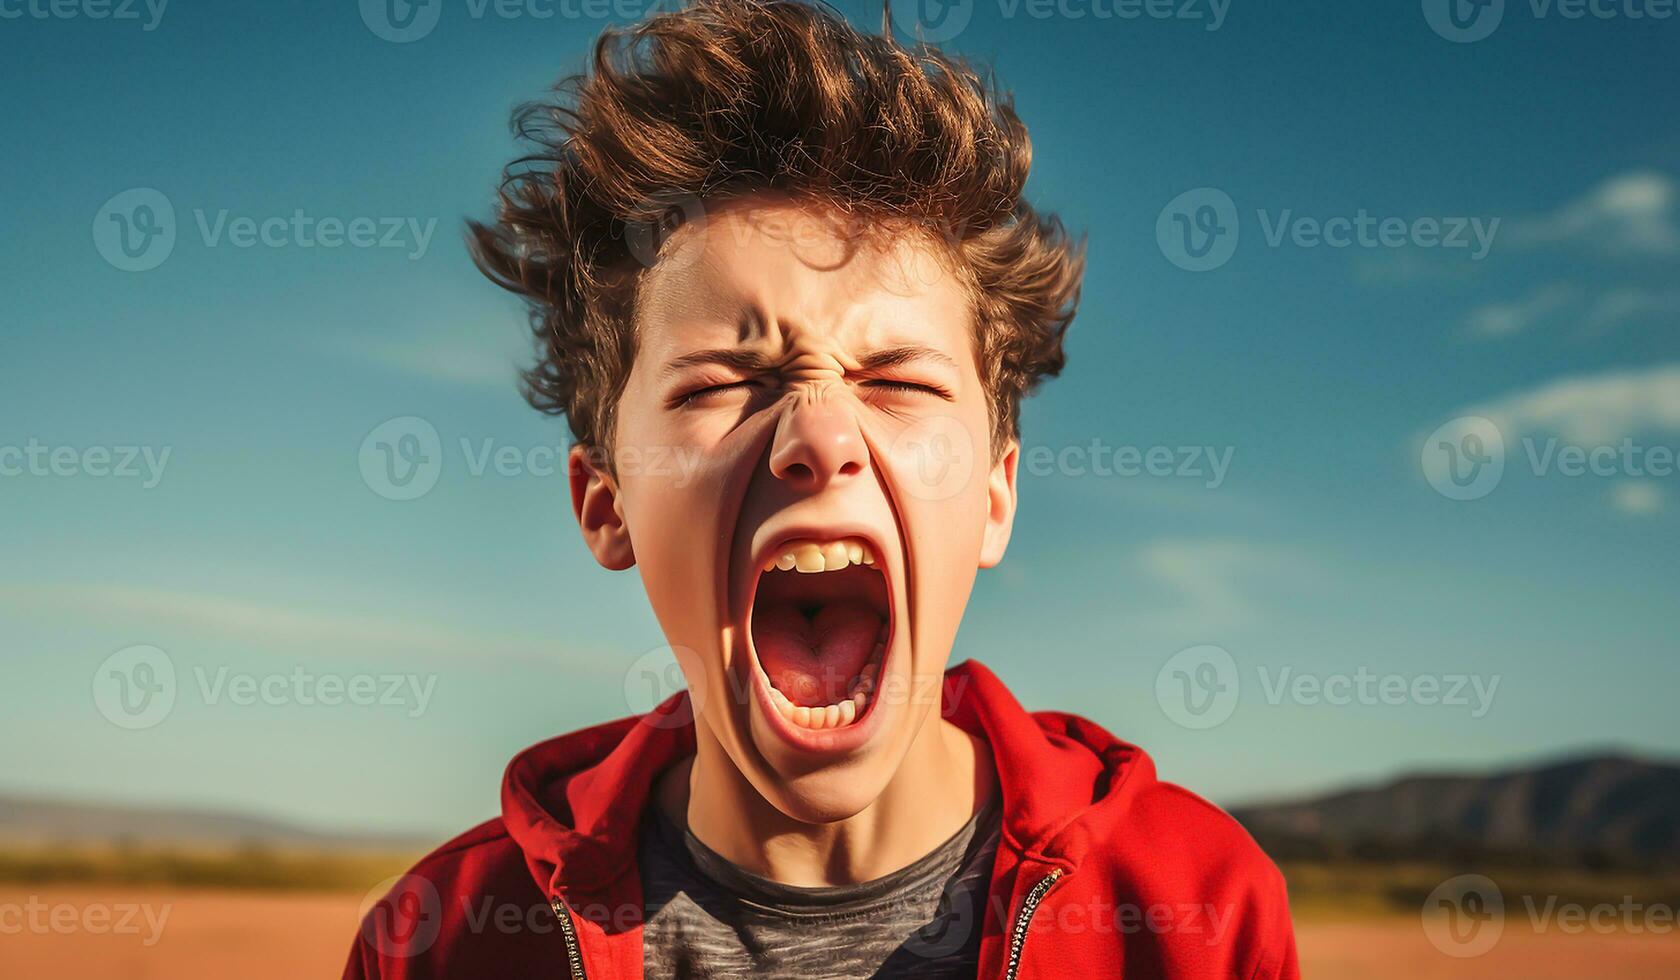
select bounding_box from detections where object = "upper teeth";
[764,537,875,573]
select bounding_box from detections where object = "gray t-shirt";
[639,795,1002,979]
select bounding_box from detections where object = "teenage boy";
[346,1,1298,976]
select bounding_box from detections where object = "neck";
[666,712,994,887]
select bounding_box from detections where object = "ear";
[978,439,1019,569]
[569,444,636,571]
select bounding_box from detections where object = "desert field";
[3,884,1677,979]
[0,885,356,979]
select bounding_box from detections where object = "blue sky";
[2,0,1677,838]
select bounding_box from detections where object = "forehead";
[634,199,975,362]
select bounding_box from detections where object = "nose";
[768,387,868,492]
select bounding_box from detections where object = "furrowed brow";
[661,348,778,378]
[855,345,959,372]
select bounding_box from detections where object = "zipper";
[548,897,588,980]
[1003,867,1063,980]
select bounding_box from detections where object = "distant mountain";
[0,793,432,852]
[1231,752,1680,869]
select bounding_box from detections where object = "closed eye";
[676,379,762,406]
[860,379,953,399]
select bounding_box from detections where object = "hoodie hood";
[350,660,1297,980]
[501,659,1153,903]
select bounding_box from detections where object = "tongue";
[753,599,883,707]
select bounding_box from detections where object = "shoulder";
[1083,774,1298,978]
[1131,779,1286,889]
[403,818,530,886]
[1019,707,1286,900]
[1011,708,1299,976]
[345,818,554,978]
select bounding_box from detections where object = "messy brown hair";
[469,0,1083,454]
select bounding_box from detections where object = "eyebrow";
[661,348,781,378]
[855,345,959,372]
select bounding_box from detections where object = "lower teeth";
[767,645,883,730]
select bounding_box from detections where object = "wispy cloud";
[1581,286,1680,333]
[1132,539,1322,632]
[1505,171,1679,256]
[347,338,521,388]
[0,583,567,667]
[1462,364,1680,444]
[319,324,528,391]
[1610,481,1664,517]
[1352,250,1481,287]
[1464,282,1579,337]
[1464,282,1680,339]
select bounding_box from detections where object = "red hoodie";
[345,660,1299,979]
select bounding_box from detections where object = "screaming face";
[569,197,1018,824]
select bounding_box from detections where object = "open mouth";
[749,537,891,732]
